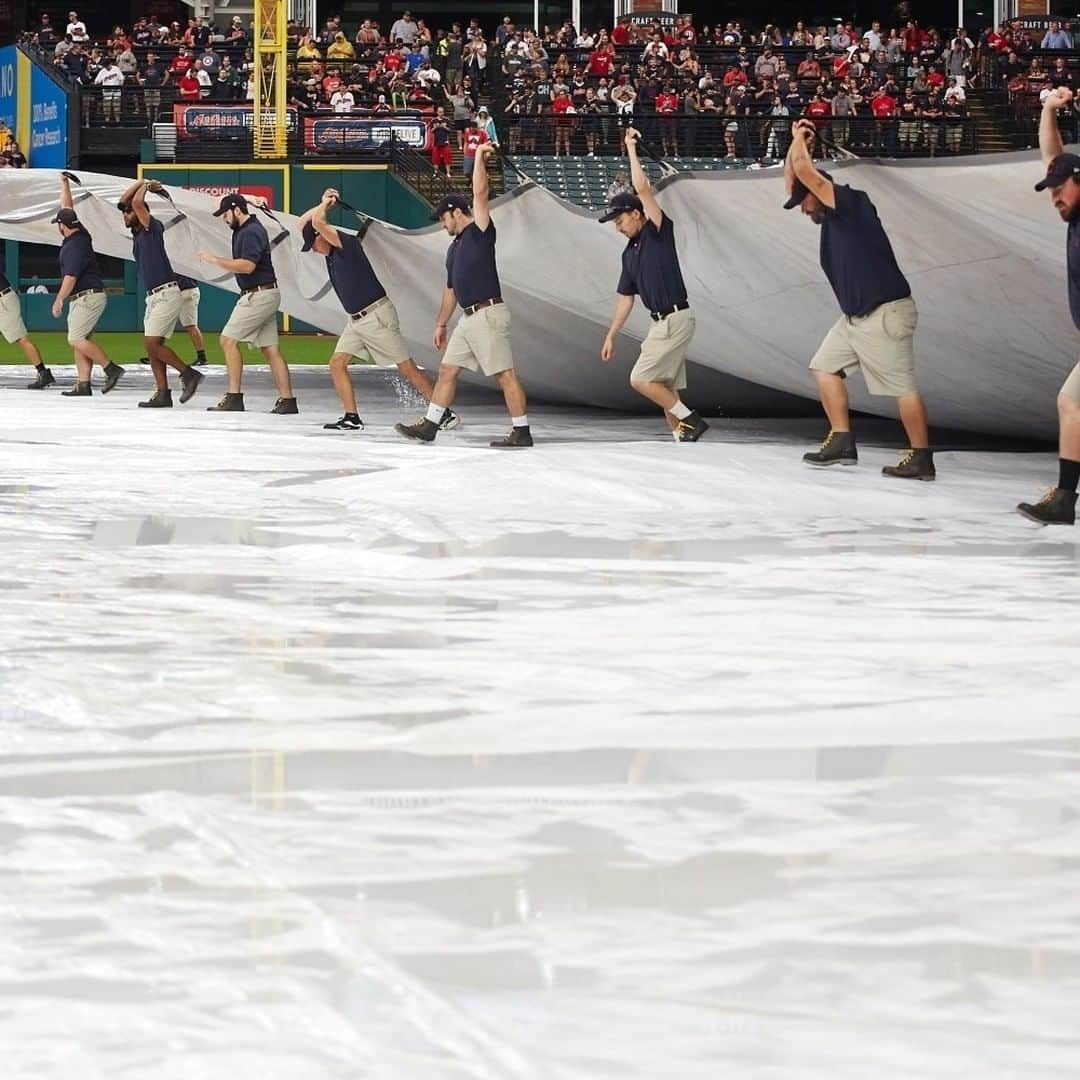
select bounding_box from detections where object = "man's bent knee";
[1058,392,1080,419]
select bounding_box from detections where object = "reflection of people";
[26,276,49,294]
[599,128,707,442]
[784,119,935,480]
[395,145,532,448]
[1018,87,1080,525]
[52,174,125,396]
[198,193,297,414]
[117,177,203,408]
[298,187,459,433]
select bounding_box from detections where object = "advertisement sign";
[303,115,428,153]
[29,63,67,167]
[0,45,15,134]
[183,183,277,209]
[174,104,299,140]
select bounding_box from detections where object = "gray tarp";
[0,152,1072,437]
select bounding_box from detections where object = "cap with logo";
[598,191,644,223]
[212,192,248,216]
[783,169,833,209]
[431,192,472,220]
[51,207,80,226]
[1034,153,1080,191]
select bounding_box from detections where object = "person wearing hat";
[116,177,203,408]
[477,104,498,147]
[598,127,707,441]
[395,144,531,447]
[784,117,934,479]
[197,193,297,413]
[297,188,459,433]
[1018,86,1080,524]
[51,174,125,397]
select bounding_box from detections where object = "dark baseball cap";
[1035,153,1080,191]
[51,207,79,226]
[598,192,644,222]
[431,193,471,220]
[300,221,319,251]
[783,169,833,209]
[212,192,248,216]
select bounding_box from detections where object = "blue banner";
[304,116,429,152]
[29,63,67,167]
[0,46,16,134]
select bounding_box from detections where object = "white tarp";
[0,152,1074,437]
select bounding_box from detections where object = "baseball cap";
[300,221,320,251]
[431,193,471,220]
[51,207,79,226]
[1035,152,1080,191]
[212,192,248,216]
[478,105,488,113]
[598,191,644,223]
[783,169,833,209]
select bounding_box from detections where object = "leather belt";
[462,297,503,317]
[650,300,689,321]
[72,288,105,300]
[241,282,278,295]
[0,288,11,299]
[350,296,389,321]
[147,281,179,296]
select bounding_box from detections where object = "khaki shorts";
[221,287,280,348]
[143,282,182,339]
[809,296,919,397]
[67,290,107,345]
[442,301,514,377]
[334,297,409,367]
[0,289,27,344]
[178,286,200,329]
[1061,359,1080,404]
[631,307,695,390]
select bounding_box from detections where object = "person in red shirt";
[722,65,747,89]
[384,48,403,73]
[588,47,614,77]
[551,89,575,156]
[832,53,851,79]
[655,84,679,157]
[178,70,200,101]
[611,22,629,46]
[170,47,193,77]
[926,67,945,90]
[901,21,925,54]
[322,71,341,98]
[461,119,489,177]
[871,88,897,151]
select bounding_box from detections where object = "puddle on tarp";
[90,516,331,548]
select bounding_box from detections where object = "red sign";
[183,183,276,210]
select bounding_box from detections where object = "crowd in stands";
[15,10,1080,162]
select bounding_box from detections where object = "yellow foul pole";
[253,0,287,159]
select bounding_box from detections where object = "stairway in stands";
[966,89,1017,153]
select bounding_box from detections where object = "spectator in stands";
[943,91,965,152]
[187,17,211,51]
[327,32,355,63]
[1051,57,1074,91]
[464,33,488,91]
[477,104,498,148]
[832,83,854,146]
[461,118,488,177]
[228,16,248,48]
[199,44,220,79]
[390,11,419,46]
[899,86,920,151]
[331,85,355,112]
[178,67,200,103]
[871,84,897,152]
[140,51,168,123]
[551,88,575,156]
[448,83,474,149]
[765,93,790,158]
[170,46,193,79]
[94,56,124,124]
[116,41,138,78]
[8,142,26,168]
[1042,21,1073,50]
[66,10,88,43]
[431,106,454,176]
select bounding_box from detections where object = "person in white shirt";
[94,58,125,123]
[66,10,88,42]
[415,63,441,91]
[865,21,883,51]
[944,78,966,106]
[193,59,212,99]
[331,88,355,113]
[389,11,418,45]
[575,30,595,48]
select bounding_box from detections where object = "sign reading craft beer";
[174,103,299,139]
[303,115,429,153]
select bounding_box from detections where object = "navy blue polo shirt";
[616,213,688,314]
[324,228,386,313]
[231,216,276,290]
[0,270,11,291]
[820,183,910,317]
[177,274,198,291]
[446,221,501,309]
[58,230,103,293]
[132,216,178,292]
[1067,217,1080,331]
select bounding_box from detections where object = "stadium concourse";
[2,8,1080,1080]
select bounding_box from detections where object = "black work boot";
[207,392,245,412]
[674,411,709,442]
[490,425,534,448]
[270,396,299,415]
[803,429,857,467]
[61,380,92,397]
[395,418,438,442]
[438,408,461,431]
[138,388,173,408]
[101,362,126,394]
[882,448,936,481]
[323,414,364,431]
[1017,488,1078,526]
[27,366,56,390]
[178,366,204,404]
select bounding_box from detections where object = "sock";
[669,400,692,420]
[1059,458,1080,492]
[34,362,45,371]
[425,402,445,424]
[345,412,359,421]
[512,414,529,428]
[196,349,207,363]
